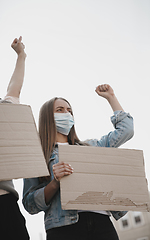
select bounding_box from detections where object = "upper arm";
[108,111,134,147]
[5,90,20,99]
[86,111,134,148]
[6,80,22,98]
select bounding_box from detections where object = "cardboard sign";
[0,104,49,180]
[59,145,150,212]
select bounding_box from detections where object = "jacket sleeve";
[22,178,50,215]
[86,111,134,148]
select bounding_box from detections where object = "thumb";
[18,36,22,42]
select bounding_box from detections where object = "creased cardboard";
[59,145,150,212]
[0,104,49,180]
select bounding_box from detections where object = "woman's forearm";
[107,94,124,112]
[6,37,26,98]
[44,179,60,205]
[44,161,73,205]
[7,52,26,97]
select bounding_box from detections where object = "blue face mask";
[54,112,74,136]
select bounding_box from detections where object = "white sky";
[0,0,150,239]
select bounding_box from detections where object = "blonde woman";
[23,85,134,240]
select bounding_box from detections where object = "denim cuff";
[111,111,132,126]
[34,187,50,211]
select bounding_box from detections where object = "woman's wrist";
[106,92,115,102]
[52,178,60,187]
[17,51,26,59]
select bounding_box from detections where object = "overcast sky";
[0,0,150,239]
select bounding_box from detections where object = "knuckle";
[62,162,66,167]
[63,166,66,172]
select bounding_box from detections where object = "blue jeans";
[47,212,119,240]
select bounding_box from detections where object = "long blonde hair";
[38,97,86,165]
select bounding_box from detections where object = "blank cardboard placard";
[0,104,49,180]
[59,145,150,212]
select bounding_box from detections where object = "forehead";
[54,99,71,109]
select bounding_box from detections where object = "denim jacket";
[22,111,134,231]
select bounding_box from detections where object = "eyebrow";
[56,106,72,110]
